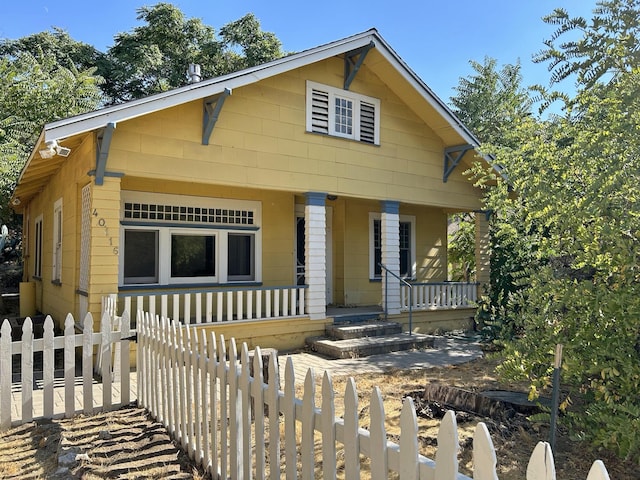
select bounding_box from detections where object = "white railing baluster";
[206,292,213,323]
[274,290,280,318]
[196,292,202,324]
[227,291,233,321]
[247,290,253,320]
[173,294,180,324]
[256,290,263,318]
[237,291,244,320]
[265,290,272,318]
[282,288,288,317]
[217,291,224,322]
[184,293,191,325]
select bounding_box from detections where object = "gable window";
[34,215,43,278]
[120,192,261,286]
[369,213,416,279]
[52,199,63,283]
[306,81,380,145]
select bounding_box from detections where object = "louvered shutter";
[359,101,376,144]
[310,88,329,134]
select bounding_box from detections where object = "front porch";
[103,281,478,351]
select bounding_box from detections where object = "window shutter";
[310,88,329,134]
[359,101,376,144]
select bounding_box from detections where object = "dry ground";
[0,355,635,479]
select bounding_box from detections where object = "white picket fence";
[0,312,132,429]
[136,313,611,480]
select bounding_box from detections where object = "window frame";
[34,214,43,278]
[306,81,381,145]
[119,192,261,287]
[52,198,63,283]
[369,212,416,280]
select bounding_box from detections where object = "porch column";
[381,200,401,315]
[305,192,327,320]
[475,212,491,298]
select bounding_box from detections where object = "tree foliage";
[0,3,285,226]
[0,51,102,223]
[469,1,640,460]
[448,58,534,332]
[102,4,283,103]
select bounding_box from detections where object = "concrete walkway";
[8,333,482,424]
[278,334,483,382]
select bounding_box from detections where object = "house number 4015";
[92,209,118,255]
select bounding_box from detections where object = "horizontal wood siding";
[107,57,482,210]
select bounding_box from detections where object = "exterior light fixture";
[39,140,71,158]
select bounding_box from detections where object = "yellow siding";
[197,317,331,351]
[395,308,475,334]
[106,57,482,211]
[22,135,95,328]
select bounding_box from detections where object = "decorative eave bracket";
[344,42,375,90]
[202,88,231,145]
[95,122,116,186]
[443,144,473,183]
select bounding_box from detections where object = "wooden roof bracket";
[443,144,473,183]
[94,122,116,186]
[344,41,375,90]
[202,88,231,145]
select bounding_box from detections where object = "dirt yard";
[0,354,634,479]
[0,406,206,479]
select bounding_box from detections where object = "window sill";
[51,280,62,286]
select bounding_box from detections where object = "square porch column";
[381,200,401,315]
[305,192,327,320]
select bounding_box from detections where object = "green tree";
[450,57,532,149]
[102,4,284,103]
[0,51,102,224]
[0,28,104,72]
[476,0,640,460]
[449,58,535,337]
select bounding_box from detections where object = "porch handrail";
[379,263,413,335]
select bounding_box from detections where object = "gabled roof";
[42,28,481,146]
[13,28,489,208]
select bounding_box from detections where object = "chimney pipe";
[188,63,201,83]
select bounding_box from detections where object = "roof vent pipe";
[188,63,201,83]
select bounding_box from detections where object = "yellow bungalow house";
[11,29,491,351]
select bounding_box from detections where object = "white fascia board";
[45,31,378,142]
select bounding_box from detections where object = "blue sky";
[2,0,597,104]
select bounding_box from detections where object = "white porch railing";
[107,285,308,325]
[402,282,477,310]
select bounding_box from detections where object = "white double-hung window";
[120,192,261,286]
[306,81,380,145]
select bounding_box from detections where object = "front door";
[295,205,332,304]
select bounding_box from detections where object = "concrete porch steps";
[307,316,436,359]
[325,321,402,340]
